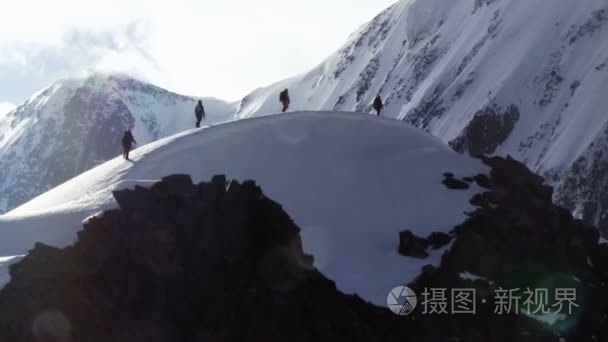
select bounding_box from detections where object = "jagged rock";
[0,175,412,342]
[398,230,429,258]
[422,156,608,341]
[473,174,492,189]
[480,155,554,206]
[427,232,453,249]
[483,155,543,187]
[112,185,157,211]
[210,174,227,187]
[470,192,490,208]
[151,174,194,196]
[589,244,608,282]
[449,104,520,156]
[442,174,470,190]
[398,230,453,258]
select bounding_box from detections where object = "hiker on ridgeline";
[279,89,290,112]
[122,130,137,161]
[373,95,384,116]
[195,100,206,128]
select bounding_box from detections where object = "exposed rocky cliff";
[0,175,409,342]
[2,159,608,341]
[403,156,608,341]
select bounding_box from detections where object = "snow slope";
[0,72,236,213]
[0,111,485,305]
[235,0,608,230]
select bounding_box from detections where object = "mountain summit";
[0,111,485,304]
[2,1,608,227]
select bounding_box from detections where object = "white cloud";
[0,0,397,103]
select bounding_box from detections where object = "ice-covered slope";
[236,0,608,230]
[0,72,236,213]
[0,112,485,304]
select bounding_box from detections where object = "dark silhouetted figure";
[373,95,384,116]
[279,89,290,112]
[195,100,206,128]
[122,130,137,160]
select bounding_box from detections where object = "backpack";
[279,90,289,102]
[122,131,132,145]
[195,103,204,116]
[373,96,382,109]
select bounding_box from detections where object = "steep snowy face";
[236,0,608,230]
[0,73,236,213]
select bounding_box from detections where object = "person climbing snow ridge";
[279,89,290,113]
[195,100,206,128]
[122,130,137,161]
[373,95,384,116]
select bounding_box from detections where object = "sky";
[0,0,397,111]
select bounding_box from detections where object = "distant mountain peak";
[0,72,235,213]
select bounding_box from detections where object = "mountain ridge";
[0,111,485,305]
[3,0,608,228]
[233,0,608,231]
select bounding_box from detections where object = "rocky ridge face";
[402,156,608,341]
[2,159,608,341]
[0,175,409,342]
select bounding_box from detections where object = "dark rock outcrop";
[398,230,453,259]
[406,155,608,341]
[449,104,520,156]
[427,232,453,249]
[473,173,492,189]
[0,175,411,342]
[442,173,470,190]
[399,231,430,258]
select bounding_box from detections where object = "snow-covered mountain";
[0,72,236,213]
[235,0,608,231]
[4,0,606,229]
[0,112,485,304]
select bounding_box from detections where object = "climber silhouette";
[373,95,384,116]
[279,89,290,112]
[122,130,137,161]
[195,100,206,128]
